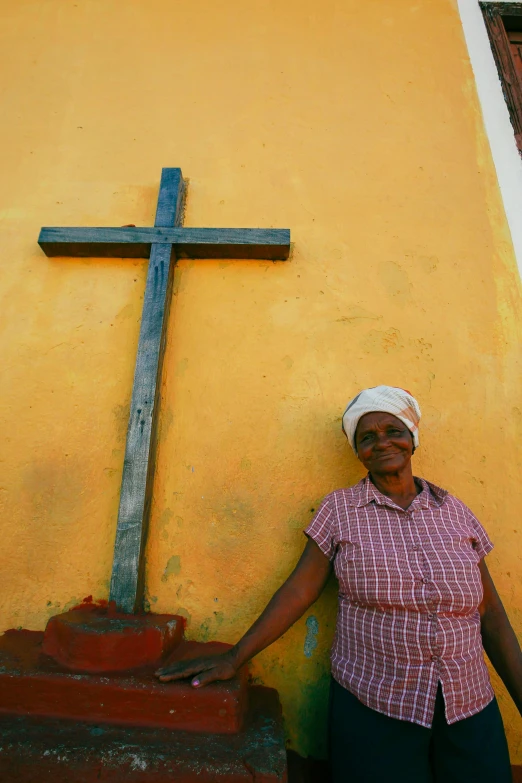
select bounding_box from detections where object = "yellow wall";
[0,0,520,761]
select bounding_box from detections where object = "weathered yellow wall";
[0,0,520,761]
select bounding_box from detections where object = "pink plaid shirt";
[305,475,494,727]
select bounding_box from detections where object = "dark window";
[481,2,522,153]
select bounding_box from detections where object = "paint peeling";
[362,327,403,355]
[158,508,174,532]
[304,615,319,658]
[161,555,181,583]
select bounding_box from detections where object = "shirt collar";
[353,474,447,510]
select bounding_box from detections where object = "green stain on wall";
[175,607,192,627]
[161,555,181,582]
[199,611,225,642]
[293,670,331,758]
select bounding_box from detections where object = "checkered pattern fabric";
[305,475,494,727]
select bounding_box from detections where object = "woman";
[156,385,522,782]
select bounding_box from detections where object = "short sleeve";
[304,496,336,561]
[467,509,494,560]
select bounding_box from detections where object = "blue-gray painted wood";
[39,167,291,614]
[38,227,290,260]
[154,167,185,228]
[109,168,185,613]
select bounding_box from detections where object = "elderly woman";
[156,386,522,783]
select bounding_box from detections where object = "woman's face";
[355,412,414,475]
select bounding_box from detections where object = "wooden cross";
[39,168,290,614]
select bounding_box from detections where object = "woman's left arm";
[478,559,522,715]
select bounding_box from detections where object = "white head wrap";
[342,385,421,453]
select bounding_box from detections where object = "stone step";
[0,686,287,783]
[0,630,248,734]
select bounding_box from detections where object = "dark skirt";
[329,677,512,783]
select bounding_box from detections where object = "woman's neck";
[369,468,420,510]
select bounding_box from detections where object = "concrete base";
[0,629,248,733]
[0,686,287,782]
[0,613,287,781]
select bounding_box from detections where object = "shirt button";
[412,545,419,551]
[428,613,435,620]
[421,577,429,584]
[431,655,439,662]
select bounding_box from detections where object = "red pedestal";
[0,610,287,782]
[42,605,184,673]
[0,687,287,782]
[0,630,248,734]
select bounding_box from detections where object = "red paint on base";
[42,606,184,672]
[0,686,287,782]
[0,613,287,780]
[0,628,248,734]
[71,596,110,609]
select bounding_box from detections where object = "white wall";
[458,0,522,278]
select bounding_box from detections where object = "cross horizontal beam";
[39,167,291,614]
[38,227,290,260]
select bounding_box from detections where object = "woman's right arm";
[155,538,331,687]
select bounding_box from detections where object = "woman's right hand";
[155,650,239,687]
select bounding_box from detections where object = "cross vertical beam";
[109,168,184,612]
[39,168,290,613]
